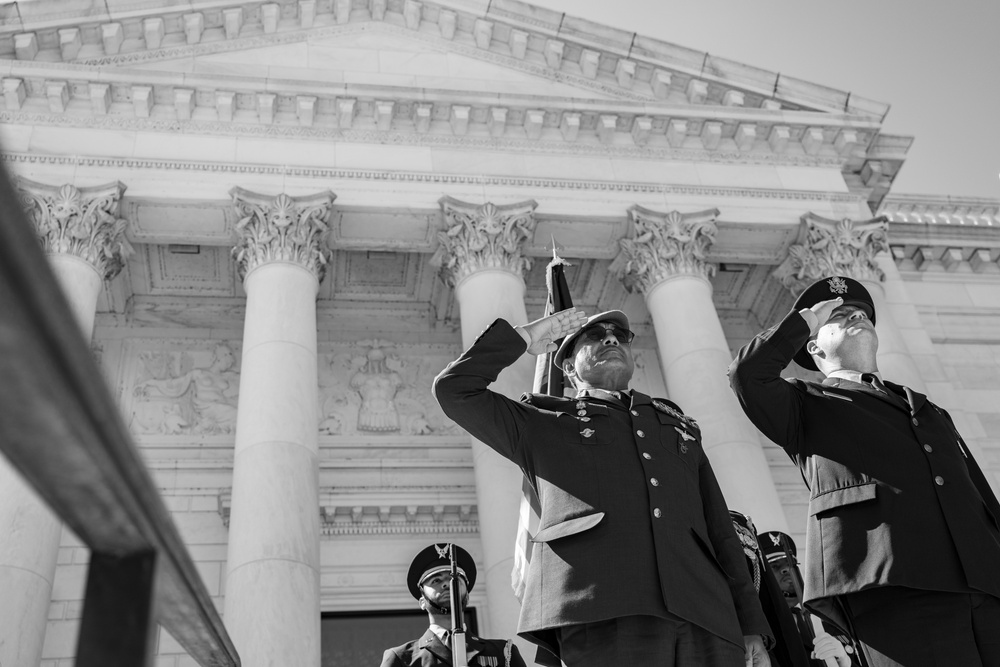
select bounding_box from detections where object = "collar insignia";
[434,544,449,559]
[827,277,849,294]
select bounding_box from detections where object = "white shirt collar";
[826,369,881,384]
[575,388,631,403]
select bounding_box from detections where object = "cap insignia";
[434,544,449,559]
[769,533,782,548]
[827,277,849,294]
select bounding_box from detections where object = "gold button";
[577,410,587,417]
[642,452,651,460]
[653,508,662,518]
[650,478,659,486]
[935,476,944,486]
[923,444,933,453]
[636,430,645,438]
[631,410,639,416]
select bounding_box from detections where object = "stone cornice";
[0,0,889,120]
[0,109,868,168]
[1,152,868,203]
[880,194,1000,228]
[218,486,480,536]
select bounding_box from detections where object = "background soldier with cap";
[434,308,771,667]
[757,531,860,667]
[380,543,527,667]
[729,276,1000,667]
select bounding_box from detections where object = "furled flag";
[511,245,573,601]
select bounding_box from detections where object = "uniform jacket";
[729,311,1000,618]
[379,628,526,667]
[433,319,771,652]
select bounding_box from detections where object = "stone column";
[774,213,925,391]
[1,180,130,667]
[224,188,334,667]
[615,206,788,532]
[434,196,538,643]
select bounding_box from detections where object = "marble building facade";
[0,0,998,665]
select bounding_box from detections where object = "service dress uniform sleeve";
[433,319,534,467]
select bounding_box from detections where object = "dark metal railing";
[0,156,240,667]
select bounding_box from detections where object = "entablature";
[0,62,883,164]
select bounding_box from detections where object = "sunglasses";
[579,324,635,345]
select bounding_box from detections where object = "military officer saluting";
[434,308,771,666]
[730,276,1000,666]
[380,543,526,667]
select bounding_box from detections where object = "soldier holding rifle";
[730,276,1000,667]
[380,543,527,667]
[758,531,860,667]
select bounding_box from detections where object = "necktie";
[862,373,908,411]
[861,373,886,394]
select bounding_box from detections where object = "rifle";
[776,534,837,667]
[449,544,468,667]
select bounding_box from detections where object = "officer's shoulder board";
[651,397,699,431]
[521,392,571,410]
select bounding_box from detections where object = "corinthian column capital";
[614,206,719,294]
[774,212,889,295]
[230,187,335,281]
[432,196,538,287]
[18,178,132,280]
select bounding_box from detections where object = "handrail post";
[76,550,159,667]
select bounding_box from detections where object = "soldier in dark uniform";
[434,308,771,667]
[757,531,861,667]
[729,276,1000,667]
[380,543,527,667]
[731,512,810,667]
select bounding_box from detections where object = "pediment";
[127,25,627,101]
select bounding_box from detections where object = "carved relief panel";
[125,340,242,436]
[318,340,461,438]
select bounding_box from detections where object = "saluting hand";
[514,307,589,356]
[800,297,844,335]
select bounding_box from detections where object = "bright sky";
[532,0,1000,199]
